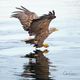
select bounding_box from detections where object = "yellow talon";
[43,43,49,48]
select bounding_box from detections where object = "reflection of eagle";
[12,6,58,47]
[22,50,50,80]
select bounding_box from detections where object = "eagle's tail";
[24,39,35,44]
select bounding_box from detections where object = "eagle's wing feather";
[28,11,56,36]
[11,6,38,31]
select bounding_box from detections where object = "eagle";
[12,6,58,48]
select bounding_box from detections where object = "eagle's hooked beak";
[55,28,59,32]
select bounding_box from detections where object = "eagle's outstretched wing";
[11,6,38,31]
[28,10,56,36]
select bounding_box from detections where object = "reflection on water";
[21,49,54,80]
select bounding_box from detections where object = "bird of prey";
[12,6,58,48]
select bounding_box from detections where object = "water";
[0,18,80,80]
[0,0,80,80]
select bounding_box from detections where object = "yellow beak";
[55,28,59,31]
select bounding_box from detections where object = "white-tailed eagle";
[12,6,58,48]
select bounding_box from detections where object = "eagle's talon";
[43,43,49,48]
